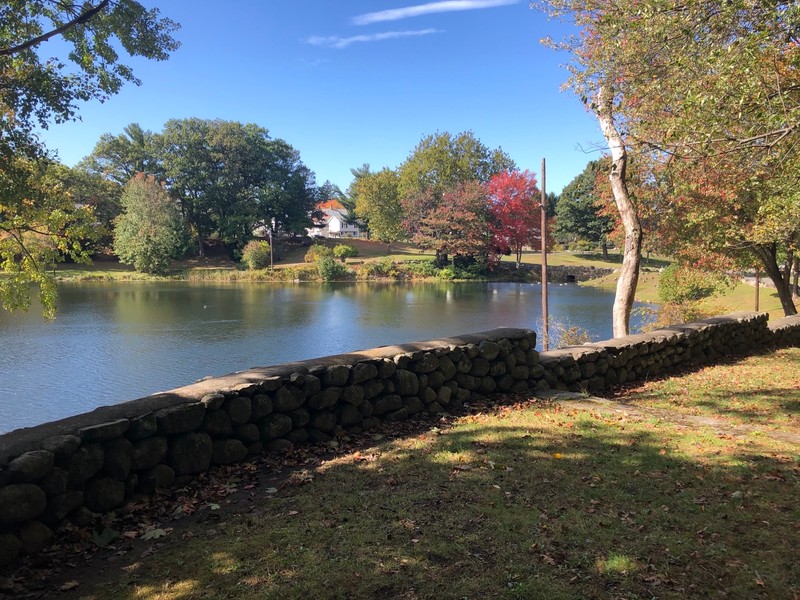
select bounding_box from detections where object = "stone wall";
[1,312,799,566]
[525,264,614,283]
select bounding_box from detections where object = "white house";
[307,200,363,238]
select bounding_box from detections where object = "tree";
[555,160,614,257]
[0,0,179,314]
[655,155,800,315]
[49,164,122,248]
[353,168,405,251]
[333,244,358,262]
[397,131,515,198]
[403,181,491,266]
[113,174,188,274]
[255,138,318,237]
[397,131,514,267]
[1,158,97,318]
[1,2,179,139]
[79,123,159,184]
[534,0,800,321]
[487,170,542,268]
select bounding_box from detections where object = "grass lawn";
[52,349,800,600]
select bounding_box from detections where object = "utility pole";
[541,158,549,351]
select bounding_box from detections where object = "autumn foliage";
[487,170,542,268]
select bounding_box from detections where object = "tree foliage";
[0,0,179,315]
[0,1,179,139]
[353,168,405,249]
[241,240,271,270]
[397,131,515,199]
[555,160,613,251]
[333,244,358,262]
[79,123,159,184]
[403,181,491,266]
[304,244,333,263]
[397,131,513,266]
[658,264,731,305]
[90,118,320,258]
[487,170,542,268]
[113,174,188,275]
[0,158,97,318]
[534,0,800,327]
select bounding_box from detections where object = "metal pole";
[755,270,760,312]
[269,220,275,270]
[541,158,549,351]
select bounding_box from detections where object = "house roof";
[317,199,346,211]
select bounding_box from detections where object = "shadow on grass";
[84,400,799,600]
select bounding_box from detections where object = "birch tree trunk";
[596,86,643,337]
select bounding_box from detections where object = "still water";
[0,282,654,432]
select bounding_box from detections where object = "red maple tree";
[487,170,542,268]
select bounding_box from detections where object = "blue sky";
[38,0,603,193]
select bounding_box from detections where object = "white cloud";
[306,29,441,49]
[352,0,519,26]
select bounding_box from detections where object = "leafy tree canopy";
[79,123,159,184]
[555,159,613,245]
[487,170,542,268]
[353,168,405,248]
[1,0,180,315]
[113,173,188,274]
[1,1,179,145]
[397,131,515,199]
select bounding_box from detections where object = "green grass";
[612,347,800,431]
[70,349,800,600]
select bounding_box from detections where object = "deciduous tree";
[398,131,513,267]
[487,170,542,268]
[555,160,613,258]
[403,181,491,266]
[1,158,97,318]
[534,0,800,323]
[113,174,188,274]
[353,168,405,251]
[0,0,179,314]
[397,131,515,198]
[79,123,159,184]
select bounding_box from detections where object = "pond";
[0,281,655,433]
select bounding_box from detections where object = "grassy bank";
[41,347,800,599]
[53,241,787,318]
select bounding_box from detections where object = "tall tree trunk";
[752,244,797,316]
[792,256,799,298]
[601,239,609,261]
[596,86,643,337]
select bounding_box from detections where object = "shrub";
[551,320,593,348]
[316,256,350,281]
[304,243,333,263]
[361,257,398,278]
[404,260,439,278]
[333,243,358,262]
[658,264,731,304]
[240,240,271,270]
[437,266,456,281]
[640,302,714,331]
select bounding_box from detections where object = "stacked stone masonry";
[0,312,798,566]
